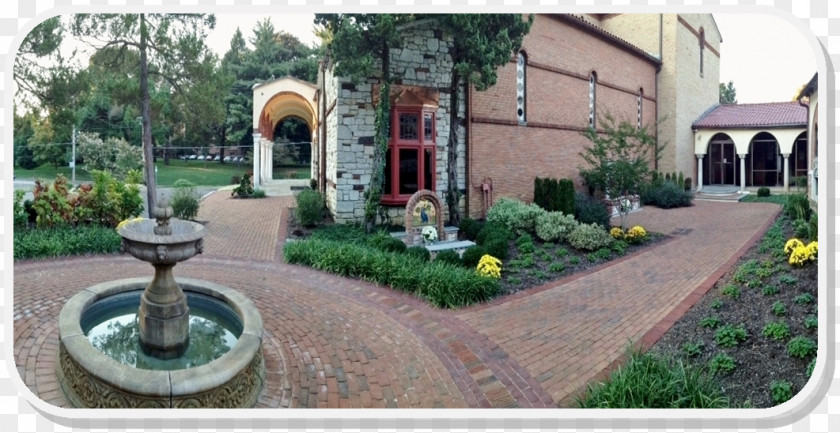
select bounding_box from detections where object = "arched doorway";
[272,116,312,180]
[791,131,808,188]
[746,132,781,187]
[703,133,737,186]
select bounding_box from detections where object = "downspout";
[320,63,327,195]
[464,80,471,219]
[655,13,662,172]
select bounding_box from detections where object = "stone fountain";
[57,198,265,408]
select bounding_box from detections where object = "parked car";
[188,154,197,160]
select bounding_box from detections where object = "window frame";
[381,106,437,206]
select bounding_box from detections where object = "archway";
[746,132,780,187]
[272,116,312,180]
[703,133,737,186]
[790,131,808,188]
[252,77,318,186]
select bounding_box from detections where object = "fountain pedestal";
[138,264,190,359]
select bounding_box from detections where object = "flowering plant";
[116,217,145,231]
[785,238,817,266]
[476,254,502,279]
[784,238,804,255]
[625,225,647,242]
[421,225,438,243]
[610,227,624,239]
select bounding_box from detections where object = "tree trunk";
[140,14,156,217]
[446,69,461,227]
[364,43,391,233]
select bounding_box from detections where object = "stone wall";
[322,19,466,224]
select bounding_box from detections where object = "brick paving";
[13,191,780,409]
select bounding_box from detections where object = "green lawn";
[15,161,310,187]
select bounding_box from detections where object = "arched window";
[516,51,527,123]
[637,88,644,129]
[589,72,597,129]
[699,28,705,77]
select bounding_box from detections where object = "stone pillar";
[262,139,271,182]
[782,153,790,191]
[696,154,704,191]
[252,133,262,186]
[739,154,747,192]
[266,140,274,181]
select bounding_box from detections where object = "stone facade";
[321,19,466,224]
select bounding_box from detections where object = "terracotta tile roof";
[692,102,807,129]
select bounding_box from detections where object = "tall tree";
[435,14,533,226]
[71,13,216,217]
[315,14,411,232]
[719,80,737,104]
[14,16,65,108]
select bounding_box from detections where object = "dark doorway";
[704,134,737,186]
[746,132,780,187]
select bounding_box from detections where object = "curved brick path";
[13,191,780,408]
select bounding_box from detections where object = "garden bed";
[648,214,818,408]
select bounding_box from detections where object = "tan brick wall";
[467,14,659,219]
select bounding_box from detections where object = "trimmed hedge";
[15,224,122,260]
[284,239,499,308]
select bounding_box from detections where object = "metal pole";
[71,126,76,185]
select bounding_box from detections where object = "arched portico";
[252,77,319,186]
[691,102,807,192]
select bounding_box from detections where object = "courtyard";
[13,186,781,408]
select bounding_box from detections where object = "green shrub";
[792,218,809,239]
[434,249,462,266]
[794,293,814,305]
[367,232,407,254]
[475,221,511,245]
[535,211,578,242]
[681,341,705,357]
[231,172,254,197]
[405,246,431,262]
[558,178,576,216]
[574,192,610,229]
[762,285,779,296]
[170,179,200,221]
[515,233,534,248]
[762,321,790,340]
[808,213,818,242]
[252,188,266,198]
[769,380,793,405]
[548,262,566,273]
[284,239,498,308]
[715,324,748,347]
[309,223,367,243]
[486,197,545,234]
[721,284,740,299]
[757,187,770,197]
[700,316,721,329]
[804,315,818,330]
[509,254,535,269]
[709,353,736,374]
[295,188,325,227]
[772,301,787,316]
[575,349,729,408]
[483,237,510,260]
[784,193,810,221]
[461,245,486,268]
[786,336,817,359]
[567,222,613,252]
[533,177,548,210]
[459,218,479,240]
[13,190,29,230]
[648,182,693,209]
[710,299,723,310]
[14,224,122,259]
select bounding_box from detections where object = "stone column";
[252,133,262,186]
[266,140,274,181]
[696,154,704,191]
[782,153,790,191]
[739,154,747,192]
[262,139,271,182]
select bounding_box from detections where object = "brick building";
[252,13,723,223]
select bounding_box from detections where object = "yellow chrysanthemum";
[784,238,804,256]
[476,254,502,279]
[116,217,144,231]
[610,227,624,239]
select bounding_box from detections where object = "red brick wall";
[467,15,659,219]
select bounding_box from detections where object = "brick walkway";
[13,192,780,408]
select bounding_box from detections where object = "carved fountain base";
[138,264,190,359]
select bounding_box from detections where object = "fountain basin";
[57,277,265,408]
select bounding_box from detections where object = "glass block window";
[517,51,526,123]
[589,72,597,129]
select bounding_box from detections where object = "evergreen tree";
[719,81,737,104]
